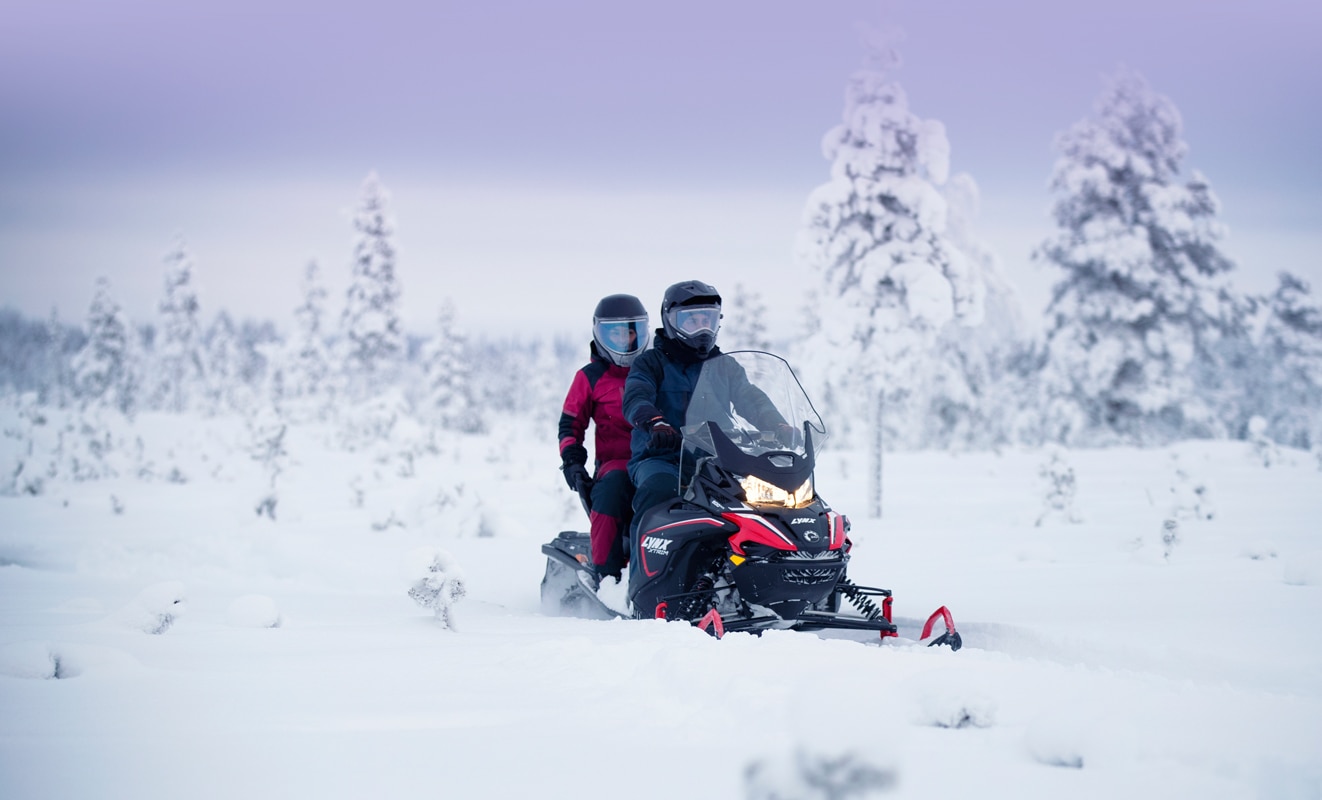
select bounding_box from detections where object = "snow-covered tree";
[247,406,289,520]
[1036,69,1247,445]
[151,238,206,412]
[340,172,404,390]
[284,260,333,404]
[924,174,1031,449]
[795,46,983,447]
[1257,272,1322,448]
[43,308,74,408]
[0,308,79,406]
[526,338,566,429]
[721,283,772,352]
[420,300,482,433]
[203,311,244,414]
[70,277,138,415]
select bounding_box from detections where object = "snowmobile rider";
[558,294,650,582]
[622,280,793,561]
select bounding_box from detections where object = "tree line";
[2,63,1320,460]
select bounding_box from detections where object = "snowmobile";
[540,351,960,648]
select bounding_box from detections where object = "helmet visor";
[594,317,647,356]
[668,305,721,337]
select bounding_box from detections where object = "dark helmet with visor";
[660,280,721,357]
[592,294,650,367]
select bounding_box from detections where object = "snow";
[2,413,1321,799]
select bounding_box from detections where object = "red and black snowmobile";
[540,351,960,648]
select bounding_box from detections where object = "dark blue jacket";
[623,333,785,470]
[622,332,717,468]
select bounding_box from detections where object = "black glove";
[775,423,801,449]
[562,462,591,494]
[644,417,681,451]
[560,443,591,493]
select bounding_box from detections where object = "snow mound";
[226,594,283,628]
[917,687,997,730]
[111,581,187,634]
[905,670,997,729]
[595,575,631,616]
[1025,708,1094,769]
[1282,550,1322,586]
[744,749,899,799]
[1240,542,1278,561]
[0,641,136,679]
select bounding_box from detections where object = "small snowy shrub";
[425,482,496,538]
[1035,445,1080,526]
[114,581,187,635]
[917,689,996,730]
[1160,519,1181,560]
[407,547,467,629]
[0,642,68,679]
[1168,456,1215,521]
[1247,416,1282,468]
[371,510,405,532]
[744,750,898,799]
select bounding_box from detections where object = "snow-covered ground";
[2,412,1320,799]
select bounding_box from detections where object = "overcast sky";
[2,0,1319,337]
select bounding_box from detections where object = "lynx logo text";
[642,536,673,556]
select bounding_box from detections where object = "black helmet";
[660,280,722,356]
[592,294,649,367]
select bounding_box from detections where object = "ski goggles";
[668,305,721,336]
[594,317,647,355]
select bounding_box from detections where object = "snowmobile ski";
[540,531,624,621]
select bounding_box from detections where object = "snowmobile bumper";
[791,609,899,636]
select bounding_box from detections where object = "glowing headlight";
[739,474,814,508]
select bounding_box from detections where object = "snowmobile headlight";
[739,475,814,508]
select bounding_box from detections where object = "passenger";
[558,294,650,583]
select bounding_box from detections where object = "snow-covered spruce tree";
[70,277,138,416]
[247,405,289,520]
[202,311,245,414]
[795,47,982,449]
[151,238,207,412]
[43,308,76,409]
[925,173,1031,450]
[722,283,772,352]
[529,337,572,429]
[1257,272,1322,448]
[1035,69,1248,445]
[0,308,79,406]
[420,300,482,433]
[340,172,404,394]
[280,260,335,417]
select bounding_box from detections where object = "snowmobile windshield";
[679,351,827,499]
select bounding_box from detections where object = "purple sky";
[2,0,1319,336]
